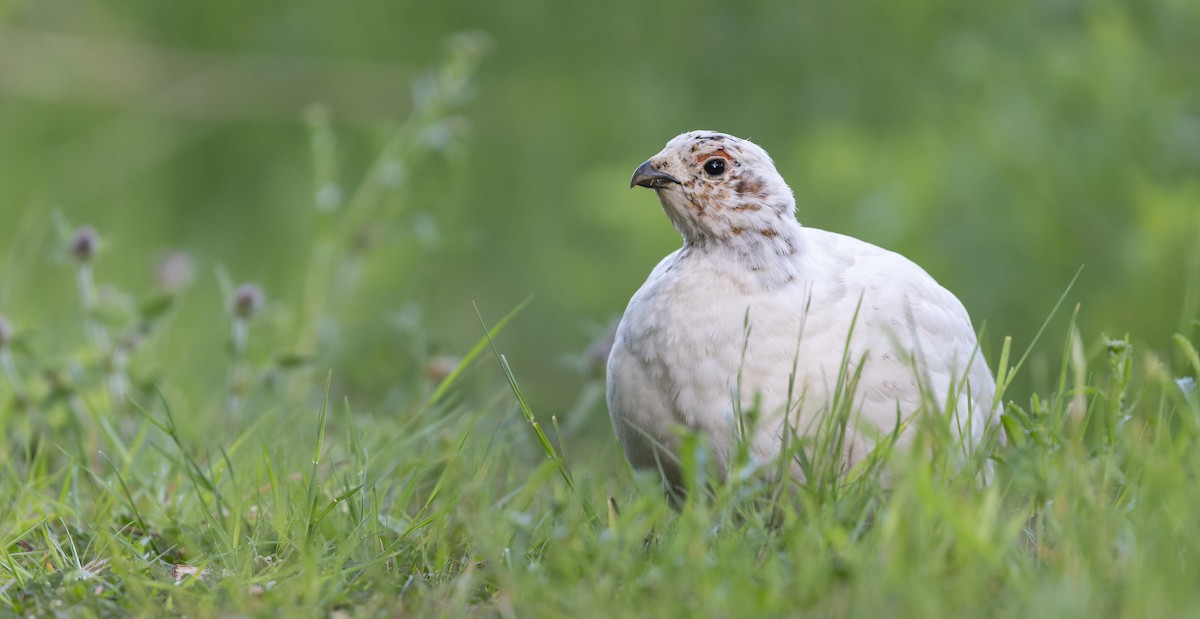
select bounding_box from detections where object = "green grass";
[3,262,1200,618]
[4,31,1200,619]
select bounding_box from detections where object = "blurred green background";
[1,0,1198,423]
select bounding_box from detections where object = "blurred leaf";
[275,352,311,369]
[91,292,136,329]
[138,292,176,322]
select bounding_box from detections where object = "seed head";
[71,226,101,263]
[233,283,265,319]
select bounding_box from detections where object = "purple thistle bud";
[233,283,265,319]
[157,251,196,291]
[0,315,11,348]
[71,226,101,263]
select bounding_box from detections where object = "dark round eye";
[703,158,726,176]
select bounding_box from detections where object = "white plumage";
[606,131,996,491]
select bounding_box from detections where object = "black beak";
[630,160,680,189]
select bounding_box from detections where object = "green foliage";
[1,1,1200,616]
[3,0,1199,409]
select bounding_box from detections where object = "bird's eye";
[703,158,726,177]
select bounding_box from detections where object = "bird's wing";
[804,229,996,445]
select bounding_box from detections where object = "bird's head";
[630,131,798,246]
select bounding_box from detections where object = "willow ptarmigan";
[605,131,997,492]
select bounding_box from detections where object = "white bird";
[605,131,997,493]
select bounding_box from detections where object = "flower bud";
[233,283,265,319]
[71,226,101,263]
[157,251,195,291]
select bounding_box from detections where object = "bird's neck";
[682,218,806,285]
[656,186,807,284]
